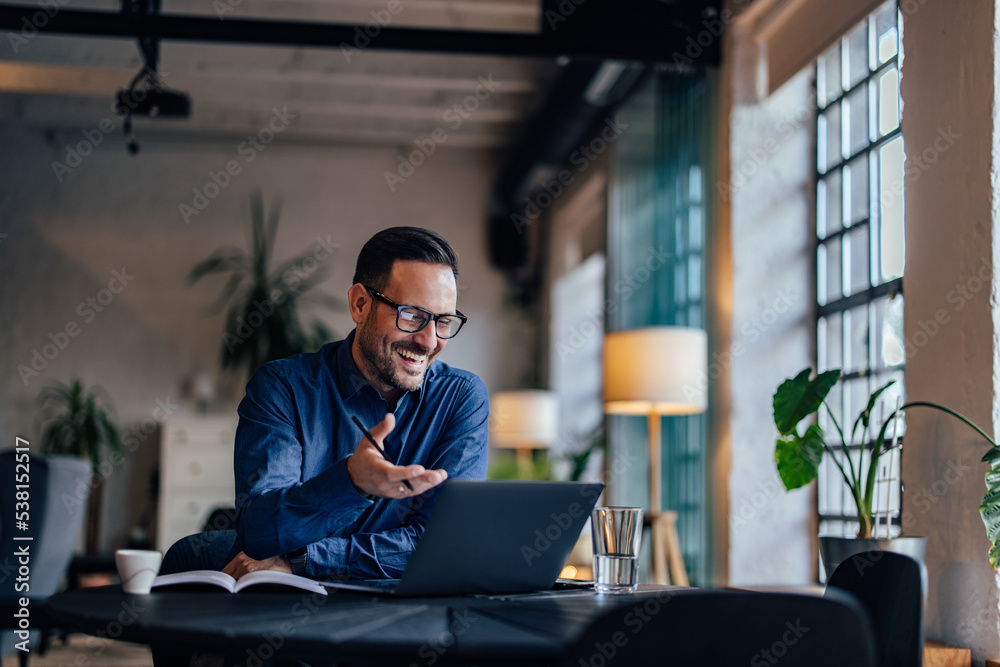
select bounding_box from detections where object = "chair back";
[0,450,90,598]
[826,550,924,667]
[558,588,877,667]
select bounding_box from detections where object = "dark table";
[46,584,686,666]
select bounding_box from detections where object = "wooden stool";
[644,510,688,586]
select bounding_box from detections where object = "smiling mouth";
[396,347,428,371]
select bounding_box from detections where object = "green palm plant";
[37,379,122,474]
[189,190,338,381]
[773,367,1000,566]
[37,378,122,554]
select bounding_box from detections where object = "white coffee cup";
[115,549,162,594]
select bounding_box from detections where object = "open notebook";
[324,479,604,597]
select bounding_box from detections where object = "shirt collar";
[335,329,431,403]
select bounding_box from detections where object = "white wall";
[900,0,1000,659]
[721,22,817,585]
[0,125,531,551]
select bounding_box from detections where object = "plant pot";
[819,535,928,580]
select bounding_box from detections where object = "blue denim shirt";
[233,331,489,578]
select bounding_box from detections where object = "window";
[607,70,715,584]
[815,0,905,539]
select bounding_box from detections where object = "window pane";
[873,1,899,64]
[845,85,871,156]
[845,375,873,437]
[879,137,905,280]
[845,153,870,224]
[820,379,844,436]
[818,312,844,372]
[688,256,702,299]
[878,67,900,136]
[819,103,842,172]
[689,205,703,249]
[846,224,870,295]
[844,20,870,88]
[818,44,842,107]
[843,305,870,375]
[819,237,843,305]
[819,170,844,237]
[875,294,905,368]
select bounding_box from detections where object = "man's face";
[355,260,458,394]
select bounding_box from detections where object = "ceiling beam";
[0,3,720,64]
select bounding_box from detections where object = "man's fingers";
[370,413,396,442]
[388,468,448,495]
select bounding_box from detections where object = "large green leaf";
[981,449,1000,568]
[775,423,825,490]
[773,368,840,435]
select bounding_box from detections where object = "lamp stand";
[646,410,689,587]
[516,447,533,479]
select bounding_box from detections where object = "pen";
[352,415,414,491]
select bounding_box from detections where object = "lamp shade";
[489,390,559,449]
[603,326,708,415]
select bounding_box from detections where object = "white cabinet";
[156,415,237,553]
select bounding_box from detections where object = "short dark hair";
[352,227,459,292]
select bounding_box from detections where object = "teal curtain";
[606,69,716,586]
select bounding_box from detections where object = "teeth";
[398,349,426,362]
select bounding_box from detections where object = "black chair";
[558,588,878,667]
[826,550,924,667]
[0,450,90,667]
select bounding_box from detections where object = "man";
[222,226,489,579]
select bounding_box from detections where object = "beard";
[355,309,439,393]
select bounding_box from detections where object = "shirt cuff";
[306,537,350,578]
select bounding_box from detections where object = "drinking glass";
[591,506,643,594]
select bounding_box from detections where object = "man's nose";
[414,322,438,350]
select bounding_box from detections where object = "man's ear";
[347,283,370,324]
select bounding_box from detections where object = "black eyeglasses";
[365,286,468,339]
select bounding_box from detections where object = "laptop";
[323,479,604,597]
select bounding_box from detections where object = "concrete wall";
[900,0,1000,660]
[0,125,531,551]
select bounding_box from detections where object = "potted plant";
[189,190,339,383]
[36,378,123,555]
[773,367,1000,571]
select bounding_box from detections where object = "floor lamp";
[489,390,558,479]
[603,326,708,586]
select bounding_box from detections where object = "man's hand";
[221,551,293,580]
[347,413,448,498]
